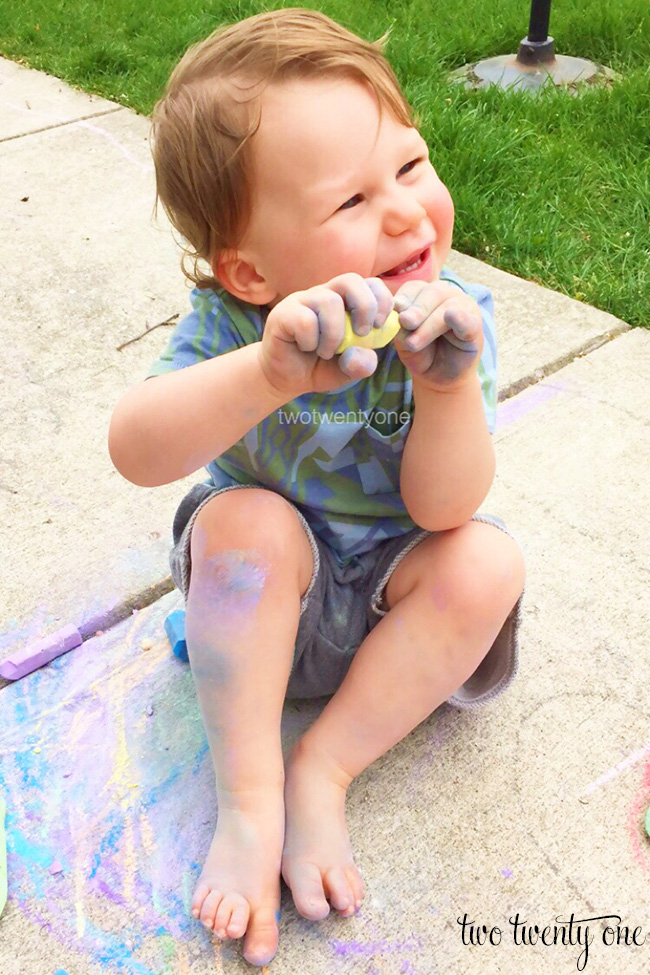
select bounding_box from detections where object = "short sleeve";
[145,287,262,379]
[439,268,498,435]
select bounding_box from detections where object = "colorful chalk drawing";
[0,604,219,974]
[627,759,650,877]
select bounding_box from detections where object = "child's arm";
[108,342,289,487]
[393,281,494,531]
[109,273,394,488]
[401,378,495,531]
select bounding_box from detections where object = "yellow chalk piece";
[335,310,401,355]
[0,797,7,917]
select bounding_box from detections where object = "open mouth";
[380,248,428,277]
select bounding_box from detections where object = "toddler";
[109,8,526,968]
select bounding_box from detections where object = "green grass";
[2,0,649,325]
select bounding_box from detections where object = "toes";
[323,866,354,913]
[284,861,330,920]
[214,893,249,940]
[191,881,211,919]
[226,898,251,939]
[243,908,279,967]
[344,866,365,910]
[199,888,223,928]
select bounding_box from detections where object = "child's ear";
[213,250,278,306]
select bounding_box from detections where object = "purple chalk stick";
[0,624,82,680]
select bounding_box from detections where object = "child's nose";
[382,191,428,236]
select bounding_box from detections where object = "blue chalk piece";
[165,610,188,662]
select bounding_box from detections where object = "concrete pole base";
[450,45,619,96]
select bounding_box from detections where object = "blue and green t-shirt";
[146,267,498,565]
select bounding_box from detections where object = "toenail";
[202,920,212,929]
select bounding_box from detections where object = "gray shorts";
[169,482,524,705]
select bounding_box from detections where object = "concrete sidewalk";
[1,57,648,975]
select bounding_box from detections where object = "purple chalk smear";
[1,598,151,682]
[497,382,569,430]
[332,935,422,957]
[0,624,82,680]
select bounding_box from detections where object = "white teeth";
[385,251,424,276]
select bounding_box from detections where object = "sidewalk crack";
[0,106,124,143]
[498,322,631,402]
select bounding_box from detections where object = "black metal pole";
[517,0,556,64]
[528,0,552,43]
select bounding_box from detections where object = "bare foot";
[191,788,284,967]
[281,741,365,920]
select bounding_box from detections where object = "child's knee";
[190,488,313,593]
[455,523,525,619]
[400,522,524,624]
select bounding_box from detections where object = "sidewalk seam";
[0,106,124,144]
[498,321,631,402]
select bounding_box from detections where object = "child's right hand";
[258,274,394,397]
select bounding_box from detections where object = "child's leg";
[186,488,313,967]
[281,521,525,919]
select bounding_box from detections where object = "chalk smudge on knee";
[187,547,270,684]
[208,549,270,609]
[191,544,270,616]
[431,583,449,613]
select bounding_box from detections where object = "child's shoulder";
[145,286,265,378]
[190,285,266,344]
[439,265,493,309]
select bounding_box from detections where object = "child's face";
[231,76,455,305]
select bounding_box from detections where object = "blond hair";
[151,7,416,291]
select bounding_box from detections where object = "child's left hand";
[392,281,484,392]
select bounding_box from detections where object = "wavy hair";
[151,8,416,290]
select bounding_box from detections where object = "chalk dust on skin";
[430,582,449,614]
[188,541,269,614]
[184,545,274,791]
[183,546,270,681]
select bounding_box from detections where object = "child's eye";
[339,194,362,211]
[398,158,421,176]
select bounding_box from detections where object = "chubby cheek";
[289,230,372,291]
[434,183,455,260]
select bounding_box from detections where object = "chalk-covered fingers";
[392,280,484,390]
[261,274,395,395]
[393,282,479,348]
[317,273,394,355]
